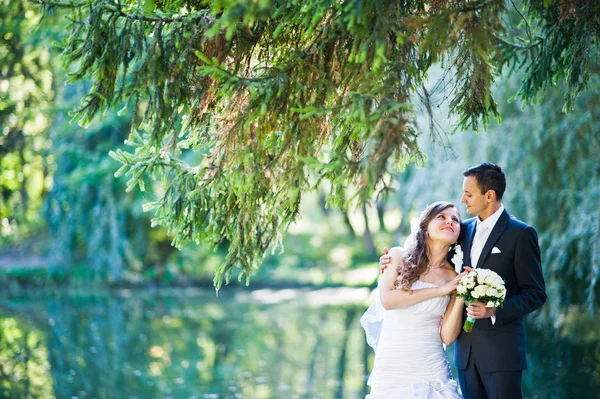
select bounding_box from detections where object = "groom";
[454,162,546,399]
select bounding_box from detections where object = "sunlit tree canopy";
[31,0,600,287]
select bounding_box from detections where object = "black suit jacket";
[454,209,547,372]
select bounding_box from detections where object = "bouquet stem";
[463,316,476,332]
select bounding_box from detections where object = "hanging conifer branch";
[33,0,600,288]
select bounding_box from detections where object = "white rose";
[487,287,499,297]
[472,285,486,298]
[480,286,490,296]
[457,285,466,294]
[486,301,495,307]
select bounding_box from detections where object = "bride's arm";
[440,294,466,344]
[379,247,450,310]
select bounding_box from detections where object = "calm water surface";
[0,287,597,398]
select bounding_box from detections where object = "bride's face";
[427,208,460,244]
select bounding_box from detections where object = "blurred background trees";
[0,2,598,397]
[0,0,55,244]
[0,0,598,312]
[0,0,176,282]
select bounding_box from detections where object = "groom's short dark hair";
[463,163,506,200]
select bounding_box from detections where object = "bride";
[361,201,466,398]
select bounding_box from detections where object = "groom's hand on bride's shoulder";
[379,247,390,274]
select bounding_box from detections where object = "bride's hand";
[456,269,470,281]
[440,271,471,299]
[437,276,460,296]
[379,247,390,274]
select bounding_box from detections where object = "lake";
[0,286,597,398]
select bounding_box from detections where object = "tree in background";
[0,0,55,244]
[31,0,600,287]
[44,108,177,282]
[392,67,600,312]
[0,1,176,281]
[488,73,600,315]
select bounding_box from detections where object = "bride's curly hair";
[396,201,459,292]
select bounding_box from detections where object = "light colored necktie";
[471,224,489,268]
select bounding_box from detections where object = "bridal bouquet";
[456,269,506,332]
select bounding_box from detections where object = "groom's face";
[461,176,488,217]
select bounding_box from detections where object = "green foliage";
[0,0,56,244]
[31,0,600,288]
[498,1,600,111]
[490,74,600,315]
[0,1,179,280]
[392,69,600,312]
[44,109,176,281]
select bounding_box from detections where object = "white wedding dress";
[361,280,463,399]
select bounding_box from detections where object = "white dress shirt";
[470,204,504,324]
[470,204,504,268]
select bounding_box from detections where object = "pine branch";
[28,0,600,289]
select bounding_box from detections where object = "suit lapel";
[476,210,510,269]
[464,219,478,268]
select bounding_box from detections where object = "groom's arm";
[495,226,547,325]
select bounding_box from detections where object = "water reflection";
[0,317,54,398]
[0,287,598,398]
